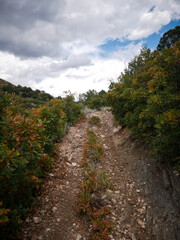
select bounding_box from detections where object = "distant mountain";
[0,78,53,109]
[0,78,15,86]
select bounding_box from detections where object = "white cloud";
[0,0,179,58]
[128,10,171,40]
[112,41,143,61]
[0,41,142,96]
[0,0,179,95]
[33,58,124,97]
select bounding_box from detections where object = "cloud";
[112,41,143,61]
[50,54,92,71]
[0,40,142,97]
[0,0,179,58]
[0,0,179,96]
[128,10,171,40]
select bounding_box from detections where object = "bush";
[0,94,82,239]
[88,116,100,126]
[62,94,83,125]
[79,90,107,110]
[107,42,180,168]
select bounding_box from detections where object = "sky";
[0,0,180,97]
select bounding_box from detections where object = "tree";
[78,89,107,109]
[157,26,180,51]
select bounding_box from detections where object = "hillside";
[0,79,53,108]
[0,78,15,86]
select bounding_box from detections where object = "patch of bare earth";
[20,110,180,240]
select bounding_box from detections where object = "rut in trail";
[21,109,180,240]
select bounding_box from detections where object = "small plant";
[91,206,114,240]
[118,141,125,147]
[89,116,100,126]
[0,202,10,225]
[83,130,103,163]
[78,128,114,239]
[77,170,114,239]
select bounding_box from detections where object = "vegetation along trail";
[20,109,180,240]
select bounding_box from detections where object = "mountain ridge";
[0,78,15,86]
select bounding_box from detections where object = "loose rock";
[76,233,82,240]
[33,217,41,224]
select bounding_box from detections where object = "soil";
[20,109,180,240]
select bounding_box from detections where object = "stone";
[107,189,113,194]
[103,144,108,150]
[102,194,107,199]
[125,224,131,229]
[37,236,43,240]
[113,126,121,133]
[76,233,82,240]
[137,219,145,229]
[173,170,179,176]
[25,217,30,223]
[75,134,81,138]
[109,235,114,239]
[128,233,136,240]
[115,191,120,194]
[40,210,46,215]
[132,234,137,240]
[137,208,146,214]
[52,206,58,213]
[33,217,41,224]
[111,198,117,204]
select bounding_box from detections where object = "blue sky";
[99,19,180,56]
[0,0,179,97]
[142,19,180,49]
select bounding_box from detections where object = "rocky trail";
[20,109,180,240]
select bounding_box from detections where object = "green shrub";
[89,116,100,126]
[62,94,83,125]
[79,90,107,110]
[0,94,82,239]
[83,130,103,163]
[107,41,180,168]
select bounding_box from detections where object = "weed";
[118,141,125,147]
[78,128,114,239]
[89,116,100,126]
[83,130,103,163]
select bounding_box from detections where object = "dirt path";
[20,109,180,240]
